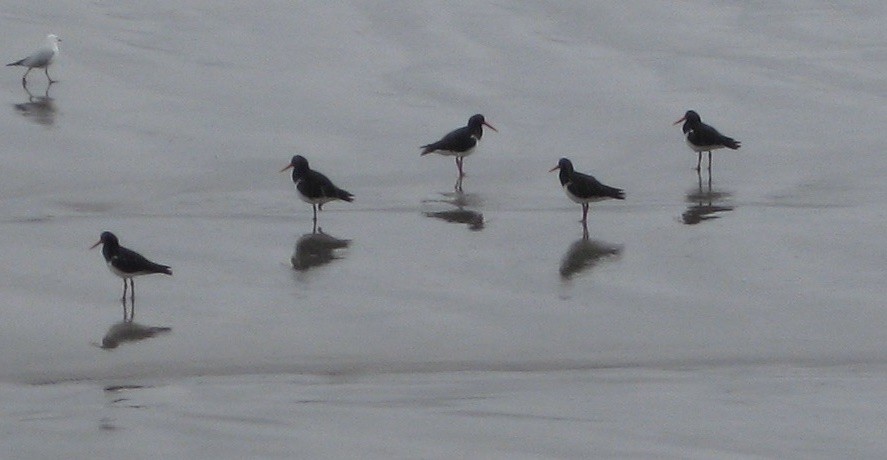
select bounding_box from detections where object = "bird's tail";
[336,188,355,202]
[151,263,173,276]
[6,59,25,67]
[723,137,741,150]
[606,186,626,200]
[420,143,437,156]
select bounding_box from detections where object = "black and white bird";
[550,158,625,224]
[421,114,497,187]
[673,110,741,171]
[7,34,61,85]
[281,155,354,222]
[90,231,172,301]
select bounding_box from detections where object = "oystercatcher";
[550,158,625,224]
[673,110,741,171]
[7,34,61,85]
[420,114,497,188]
[281,155,354,222]
[91,231,172,301]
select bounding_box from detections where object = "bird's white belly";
[295,181,337,205]
[107,261,148,279]
[298,194,337,205]
[564,185,606,204]
[685,137,725,153]
[438,145,476,158]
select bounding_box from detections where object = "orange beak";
[672,116,687,125]
[483,121,498,133]
[280,164,294,172]
[548,165,560,172]
[89,240,101,249]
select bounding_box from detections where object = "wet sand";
[1,1,886,457]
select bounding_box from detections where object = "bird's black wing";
[299,171,354,202]
[421,126,477,154]
[113,247,172,275]
[568,172,625,200]
[691,123,741,149]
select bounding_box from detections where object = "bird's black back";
[421,125,478,154]
[112,246,172,275]
[561,169,625,200]
[683,113,740,150]
[295,169,354,202]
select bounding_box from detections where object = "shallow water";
[1,1,886,457]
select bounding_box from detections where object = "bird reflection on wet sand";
[291,227,351,271]
[13,83,56,126]
[423,190,484,231]
[99,298,171,349]
[559,226,623,280]
[682,171,734,225]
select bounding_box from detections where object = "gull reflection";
[423,191,484,231]
[101,321,172,349]
[559,226,623,279]
[291,227,351,271]
[682,171,734,225]
[99,298,171,349]
[14,83,56,126]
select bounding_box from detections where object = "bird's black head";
[91,231,119,249]
[674,110,701,126]
[467,114,498,137]
[549,157,574,173]
[280,155,310,176]
[292,155,309,169]
[549,158,575,185]
[467,114,486,127]
[90,232,120,262]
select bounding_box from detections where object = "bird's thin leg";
[707,151,712,172]
[130,294,135,321]
[581,203,589,224]
[582,221,589,240]
[44,67,56,83]
[312,204,318,223]
[456,157,465,178]
[454,174,463,191]
[121,279,128,303]
[121,297,128,321]
[130,279,135,302]
[696,152,702,171]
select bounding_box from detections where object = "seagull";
[421,114,497,188]
[549,158,625,224]
[91,231,172,301]
[281,155,354,223]
[673,110,741,171]
[7,34,61,85]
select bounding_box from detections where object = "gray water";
[1,1,886,458]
